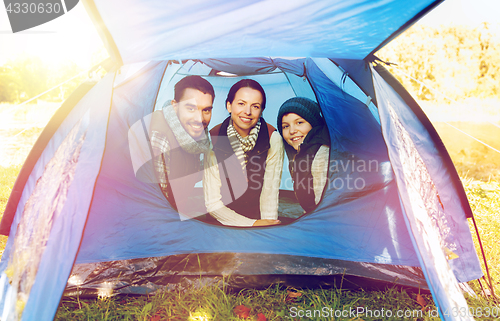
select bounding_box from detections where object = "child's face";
[281,113,313,150]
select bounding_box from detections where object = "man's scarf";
[163,101,211,154]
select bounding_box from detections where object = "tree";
[0,66,21,103]
[377,24,500,102]
[0,54,87,103]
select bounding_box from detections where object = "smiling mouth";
[239,116,253,124]
[290,136,303,142]
[190,123,204,131]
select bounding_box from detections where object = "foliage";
[0,66,20,103]
[377,24,500,102]
[0,55,50,103]
[0,51,108,104]
[46,60,83,102]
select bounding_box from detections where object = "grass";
[0,166,19,255]
[433,122,500,182]
[0,101,58,167]
[0,100,499,320]
[55,284,441,320]
[464,179,500,291]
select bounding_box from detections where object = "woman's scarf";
[227,118,261,169]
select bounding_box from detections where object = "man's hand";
[252,219,281,227]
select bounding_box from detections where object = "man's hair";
[174,75,215,102]
[226,79,266,110]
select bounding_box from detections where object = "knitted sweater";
[284,124,330,212]
[204,130,284,226]
[310,145,330,205]
[149,102,209,214]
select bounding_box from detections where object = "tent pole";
[471,215,498,303]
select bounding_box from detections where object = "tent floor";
[64,253,428,298]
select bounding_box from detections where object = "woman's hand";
[252,219,281,227]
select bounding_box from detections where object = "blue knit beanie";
[277,97,323,136]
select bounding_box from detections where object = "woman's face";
[226,87,263,137]
[281,113,313,150]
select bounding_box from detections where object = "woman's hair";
[226,79,266,110]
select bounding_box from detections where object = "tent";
[0,0,484,320]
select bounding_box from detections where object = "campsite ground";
[0,100,499,320]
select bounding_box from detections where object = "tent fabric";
[372,64,480,278]
[373,62,473,218]
[67,56,434,298]
[372,65,482,319]
[309,58,381,124]
[370,63,480,318]
[0,73,115,320]
[374,62,482,316]
[0,56,483,321]
[83,0,442,64]
[77,57,480,282]
[331,58,377,105]
[0,82,96,236]
[77,59,414,265]
[65,254,429,297]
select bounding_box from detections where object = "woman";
[277,97,330,212]
[204,79,284,227]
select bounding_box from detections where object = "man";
[149,75,214,216]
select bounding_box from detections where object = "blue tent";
[0,1,483,320]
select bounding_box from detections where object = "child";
[277,97,330,212]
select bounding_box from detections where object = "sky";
[0,0,499,69]
[418,0,500,28]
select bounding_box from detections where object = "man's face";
[172,88,213,139]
